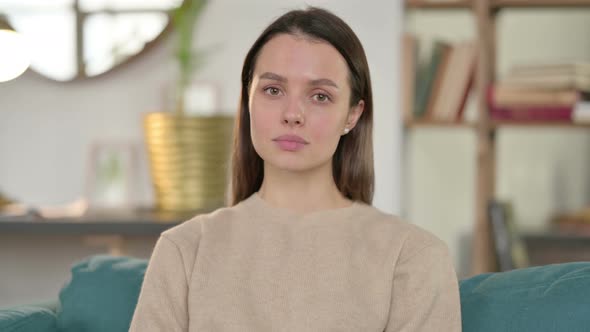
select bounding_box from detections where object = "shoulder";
[160,202,246,246]
[354,203,449,262]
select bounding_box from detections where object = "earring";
[343,128,350,134]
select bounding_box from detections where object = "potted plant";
[143,0,234,213]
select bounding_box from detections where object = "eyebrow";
[310,78,339,89]
[259,72,339,89]
[259,72,286,83]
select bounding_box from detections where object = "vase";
[143,112,234,213]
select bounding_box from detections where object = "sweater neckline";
[245,192,360,221]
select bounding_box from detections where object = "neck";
[258,163,351,214]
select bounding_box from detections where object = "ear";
[343,100,364,134]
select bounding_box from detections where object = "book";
[502,74,590,92]
[488,200,529,271]
[413,40,452,119]
[503,61,590,92]
[487,86,573,122]
[424,41,453,119]
[402,33,418,125]
[489,85,580,108]
[489,106,573,122]
[509,61,590,77]
[429,41,477,122]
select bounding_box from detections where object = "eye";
[312,93,331,103]
[264,87,282,96]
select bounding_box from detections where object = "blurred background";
[1,0,590,309]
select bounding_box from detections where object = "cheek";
[309,113,344,147]
[249,96,277,142]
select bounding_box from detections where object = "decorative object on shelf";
[0,15,30,82]
[144,112,233,212]
[143,0,234,213]
[573,100,590,123]
[85,141,140,210]
[0,191,16,210]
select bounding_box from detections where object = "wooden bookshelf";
[403,0,590,275]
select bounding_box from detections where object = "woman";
[130,7,461,331]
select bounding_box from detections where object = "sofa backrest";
[54,255,590,332]
[460,261,590,332]
[0,304,57,332]
[56,255,147,332]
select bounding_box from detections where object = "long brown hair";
[230,7,374,206]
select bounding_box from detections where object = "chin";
[254,142,333,173]
[272,162,313,173]
[265,154,332,174]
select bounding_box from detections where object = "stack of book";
[552,206,590,236]
[488,62,590,123]
[402,34,477,124]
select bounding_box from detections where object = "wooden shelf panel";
[492,0,590,8]
[0,220,181,236]
[405,0,472,9]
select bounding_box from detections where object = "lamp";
[0,15,30,82]
[0,14,29,213]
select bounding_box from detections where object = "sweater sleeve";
[129,235,189,332]
[384,239,462,332]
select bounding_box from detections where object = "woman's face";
[248,33,363,173]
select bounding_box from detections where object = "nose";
[282,98,305,127]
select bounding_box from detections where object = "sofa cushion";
[0,305,57,332]
[56,255,147,332]
[460,261,590,332]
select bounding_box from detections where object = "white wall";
[0,0,402,307]
[405,8,590,277]
[0,0,401,212]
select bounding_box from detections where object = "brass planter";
[143,113,234,213]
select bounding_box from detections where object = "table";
[0,208,209,255]
[523,229,590,266]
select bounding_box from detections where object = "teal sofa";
[2,255,590,332]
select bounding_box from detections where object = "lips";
[273,135,309,152]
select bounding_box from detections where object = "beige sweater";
[130,193,462,331]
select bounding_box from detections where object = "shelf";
[0,207,210,235]
[0,220,181,236]
[492,0,590,8]
[405,0,472,9]
[403,0,590,274]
